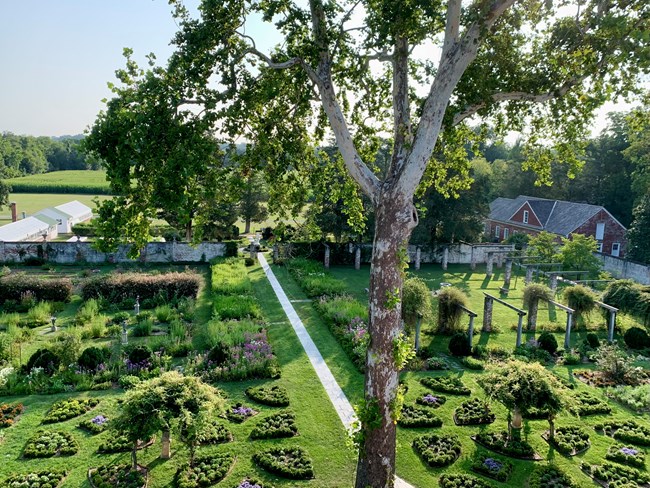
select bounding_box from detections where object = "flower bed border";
[471,435,542,461]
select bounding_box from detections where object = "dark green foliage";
[253,446,315,479]
[97,433,133,453]
[627,195,650,265]
[118,375,141,390]
[586,332,601,349]
[420,376,471,395]
[250,410,298,439]
[78,346,110,372]
[537,332,558,354]
[286,258,346,297]
[226,403,257,423]
[605,444,646,469]
[523,284,553,308]
[624,327,650,350]
[402,277,432,325]
[602,280,650,326]
[437,287,469,334]
[78,415,109,434]
[397,404,443,428]
[582,461,650,487]
[127,345,152,365]
[24,348,60,375]
[1,469,67,488]
[195,420,231,445]
[549,426,590,455]
[412,433,461,467]
[175,453,234,488]
[43,398,100,424]
[208,341,229,365]
[245,384,290,407]
[528,464,578,488]
[454,398,495,425]
[131,319,153,337]
[461,356,485,370]
[0,274,72,303]
[571,391,612,416]
[415,393,447,408]
[90,464,146,488]
[211,258,252,295]
[563,285,596,318]
[595,419,650,446]
[23,430,79,458]
[439,473,494,488]
[474,431,536,458]
[448,332,471,356]
[471,454,513,482]
[81,272,201,302]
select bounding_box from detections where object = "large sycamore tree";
[89,0,649,485]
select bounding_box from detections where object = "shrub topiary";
[537,332,558,354]
[208,341,230,365]
[24,348,61,375]
[78,347,110,372]
[586,332,601,349]
[126,345,152,364]
[624,327,650,350]
[449,332,471,357]
[437,287,469,334]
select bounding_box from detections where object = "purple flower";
[232,406,253,416]
[91,415,108,425]
[620,447,639,456]
[238,482,262,488]
[422,394,439,404]
[483,458,503,471]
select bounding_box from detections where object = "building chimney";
[9,202,17,222]
[21,211,26,220]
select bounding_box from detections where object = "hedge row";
[0,274,73,303]
[81,272,201,302]
[602,280,650,325]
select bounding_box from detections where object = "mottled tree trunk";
[132,444,138,470]
[355,195,416,488]
[527,298,539,331]
[244,218,251,234]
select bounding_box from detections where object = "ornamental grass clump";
[211,258,253,295]
[563,285,596,327]
[523,284,553,331]
[436,287,469,334]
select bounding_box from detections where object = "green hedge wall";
[0,274,73,303]
[81,272,201,302]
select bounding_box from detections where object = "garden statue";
[134,296,140,315]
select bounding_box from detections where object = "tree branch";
[441,0,462,61]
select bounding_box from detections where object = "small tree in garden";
[481,360,566,440]
[563,285,597,328]
[594,343,644,385]
[523,284,553,331]
[527,231,559,263]
[557,235,602,277]
[402,277,432,351]
[436,287,469,335]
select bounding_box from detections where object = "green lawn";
[271,261,650,488]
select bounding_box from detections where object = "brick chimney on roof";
[9,202,17,222]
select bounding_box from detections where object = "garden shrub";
[89,464,146,488]
[126,345,152,365]
[192,420,232,445]
[439,473,494,488]
[0,402,23,428]
[250,410,298,439]
[74,298,99,326]
[528,464,578,488]
[412,433,461,467]
[523,283,553,308]
[24,348,60,375]
[175,453,235,488]
[44,398,100,423]
[537,332,558,354]
[397,405,443,428]
[474,431,536,458]
[24,301,52,328]
[415,393,446,408]
[471,454,513,482]
[582,461,650,487]
[131,319,153,337]
[402,277,432,325]
[436,287,469,334]
[246,384,290,407]
[208,341,229,365]
[286,258,346,297]
[0,274,73,303]
[2,470,67,488]
[420,376,470,395]
[97,434,132,453]
[226,403,257,423]
[605,444,646,469]
[606,384,650,412]
[454,398,495,425]
[595,419,650,446]
[78,347,110,372]
[154,304,175,323]
[81,271,201,302]
[118,375,141,390]
[461,357,484,370]
[602,279,650,325]
[586,332,601,349]
[571,391,611,416]
[563,285,596,324]
[253,446,314,479]
[448,332,471,356]
[624,327,650,350]
[79,414,109,434]
[23,430,79,457]
[549,426,590,455]
[594,343,645,385]
[213,295,262,320]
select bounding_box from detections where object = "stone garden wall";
[0,241,227,264]
[596,253,650,285]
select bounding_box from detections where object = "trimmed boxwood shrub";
[448,332,471,356]
[624,327,650,350]
[250,410,298,439]
[24,348,61,376]
[78,347,110,372]
[286,258,346,298]
[245,384,290,407]
[528,464,578,488]
[413,433,461,467]
[474,431,536,458]
[2,469,67,488]
[0,402,23,428]
[44,398,100,423]
[398,404,443,428]
[175,453,235,488]
[253,446,314,479]
[571,391,612,416]
[471,454,513,482]
[0,274,73,303]
[420,376,470,395]
[79,414,109,435]
[126,345,152,365]
[81,272,201,302]
[549,426,590,455]
[537,332,558,354]
[605,444,646,469]
[194,420,232,445]
[595,419,650,446]
[23,430,79,458]
[90,464,146,488]
[226,403,258,423]
[582,461,650,487]
[97,433,131,454]
[439,473,494,488]
[454,398,495,425]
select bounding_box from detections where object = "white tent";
[0,216,58,242]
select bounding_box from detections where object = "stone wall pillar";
[516,314,525,347]
[549,274,558,294]
[564,312,573,349]
[482,296,493,332]
[497,253,504,268]
[415,246,421,270]
[503,259,513,288]
[324,245,330,269]
[468,315,475,348]
[525,266,534,285]
[354,246,361,270]
[608,311,617,343]
[442,247,449,271]
[486,252,494,278]
[527,298,539,331]
[470,247,477,270]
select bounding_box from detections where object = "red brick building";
[486,195,627,257]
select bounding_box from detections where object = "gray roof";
[488,195,619,235]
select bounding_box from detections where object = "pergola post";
[354,246,361,270]
[442,246,449,271]
[486,252,494,278]
[564,312,573,349]
[482,295,494,333]
[324,244,330,269]
[468,315,475,349]
[415,246,421,270]
[608,311,617,343]
[549,273,558,294]
[470,246,476,271]
[527,297,539,331]
[525,266,534,285]
[516,313,524,348]
[503,259,513,288]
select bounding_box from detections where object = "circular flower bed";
[420,376,470,395]
[175,453,235,488]
[472,431,537,459]
[471,454,513,482]
[595,419,650,446]
[412,433,461,467]
[415,393,447,408]
[439,473,494,488]
[226,403,258,423]
[245,384,290,407]
[546,426,590,456]
[23,430,79,458]
[605,444,646,469]
[528,464,578,488]
[2,469,66,488]
[582,461,650,487]
[0,402,24,428]
[88,464,146,488]
[397,404,443,428]
[250,410,298,439]
[43,398,100,424]
[454,398,495,426]
[79,414,109,434]
[253,446,314,479]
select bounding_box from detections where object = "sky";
[0,0,638,138]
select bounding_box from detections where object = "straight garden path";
[258,253,416,488]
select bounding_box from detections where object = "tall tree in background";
[627,195,650,265]
[92,0,649,485]
[237,172,269,234]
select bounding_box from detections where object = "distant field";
[0,193,111,224]
[6,170,111,194]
